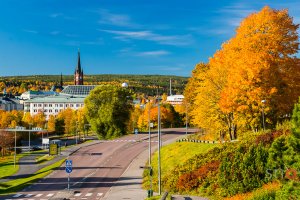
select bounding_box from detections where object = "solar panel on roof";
[61,85,96,96]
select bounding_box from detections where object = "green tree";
[84,85,133,139]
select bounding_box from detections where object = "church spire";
[60,73,63,87]
[76,48,81,72]
[74,49,84,85]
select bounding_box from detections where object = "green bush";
[250,190,276,200]
[218,144,268,196]
[275,182,300,199]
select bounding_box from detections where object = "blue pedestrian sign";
[65,160,72,173]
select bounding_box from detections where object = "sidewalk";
[0,140,101,183]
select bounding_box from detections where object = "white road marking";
[12,194,22,198]
[74,193,82,197]
[85,193,93,196]
[47,193,54,197]
[97,193,103,196]
[35,193,43,197]
[25,194,33,197]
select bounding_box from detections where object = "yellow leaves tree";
[47,115,56,132]
[219,6,300,131]
[188,6,300,139]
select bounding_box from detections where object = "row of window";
[33,103,84,108]
[32,108,66,113]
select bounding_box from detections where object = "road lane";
[3,129,189,200]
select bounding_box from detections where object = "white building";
[166,95,184,106]
[24,85,96,119]
[21,90,57,100]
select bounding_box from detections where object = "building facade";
[24,85,96,119]
[166,95,184,106]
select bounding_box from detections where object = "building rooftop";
[25,95,85,103]
[60,85,96,97]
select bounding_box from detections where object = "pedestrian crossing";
[101,139,158,143]
[7,192,103,200]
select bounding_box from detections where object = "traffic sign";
[66,160,72,173]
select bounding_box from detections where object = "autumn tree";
[47,115,56,132]
[219,6,300,131]
[188,6,300,139]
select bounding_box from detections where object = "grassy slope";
[144,141,217,192]
[152,142,216,175]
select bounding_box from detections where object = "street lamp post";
[14,130,16,168]
[157,96,162,195]
[76,122,78,145]
[261,100,266,131]
[28,123,32,152]
[148,100,151,166]
[185,103,188,135]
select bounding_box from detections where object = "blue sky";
[0,0,299,77]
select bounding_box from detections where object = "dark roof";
[60,85,96,96]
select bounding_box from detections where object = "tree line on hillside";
[184,6,300,140]
[0,74,187,96]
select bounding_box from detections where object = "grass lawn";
[0,158,66,195]
[0,154,25,179]
[151,142,216,175]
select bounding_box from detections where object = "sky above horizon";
[0,0,299,77]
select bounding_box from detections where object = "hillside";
[0,74,188,96]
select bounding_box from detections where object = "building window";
[49,104,52,107]
[70,104,73,107]
[55,104,58,107]
[60,104,63,107]
[44,104,48,107]
[44,109,48,112]
[49,110,52,113]
[33,104,37,107]
[81,104,84,107]
[33,109,37,112]
[55,109,58,113]
[76,104,79,107]
[66,104,69,107]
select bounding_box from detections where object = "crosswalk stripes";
[85,193,93,197]
[12,194,22,198]
[74,193,82,197]
[8,192,104,199]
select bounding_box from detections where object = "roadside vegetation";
[144,6,300,200]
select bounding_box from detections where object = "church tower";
[74,49,84,85]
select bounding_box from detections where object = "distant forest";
[0,74,188,96]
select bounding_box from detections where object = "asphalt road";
[3,129,188,200]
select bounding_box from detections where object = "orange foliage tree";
[187,6,300,139]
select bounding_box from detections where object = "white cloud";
[23,29,38,34]
[98,9,137,27]
[50,31,60,35]
[100,29,192,46]
[50,13,63,18]
[137,50,170,56]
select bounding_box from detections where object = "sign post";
[65,160,72,190]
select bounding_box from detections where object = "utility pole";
[157,96,162,195]
[148,100,151,166]
[261,100,266,131]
